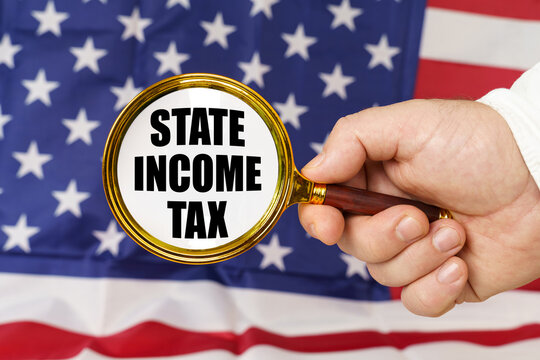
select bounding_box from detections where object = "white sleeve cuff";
[477,62,540,189]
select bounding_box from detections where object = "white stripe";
[1,272,540,336]
[403,338,540,359]
[73,338,540,360]
[72,346,403,360]
[420,8,540,71]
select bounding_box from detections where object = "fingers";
[299,201,468,317]
[301,100,434,184]
[337,207,467,317]
[401,257,468,317]
[366,221,465,286]
[337,205,430,261]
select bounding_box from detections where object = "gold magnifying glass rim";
[102,73,295,264]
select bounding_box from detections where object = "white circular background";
[117,87,279,250]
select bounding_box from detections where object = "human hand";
[298,99,540,316]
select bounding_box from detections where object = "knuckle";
[333,111,366,133]
[362,235,388,263]
[400,245,426,278]
[333,115,354,134]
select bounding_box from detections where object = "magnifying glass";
[103,73,451,264]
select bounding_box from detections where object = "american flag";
[1,0,540,358]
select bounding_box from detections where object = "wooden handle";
[323,184,442,222]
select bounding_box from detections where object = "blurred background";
[0,0,539,358]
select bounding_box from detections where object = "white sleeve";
[478,62,540,188]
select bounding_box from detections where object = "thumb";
[302,100,428,184]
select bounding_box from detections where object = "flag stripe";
[420,8,540,71]
[2,273,540,336]
[2,321,540,359]
[414,59,521,99]
[519,278,540,292]
[427,0,540,20]
[70,339,540,360]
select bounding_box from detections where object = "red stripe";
[427,0,540,21]
[389,286,402,300]
[414,59,522,100]
[0,322,91,359]
[2,321,540,358]
[519,278,540,291]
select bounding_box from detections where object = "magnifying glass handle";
[318,184,451,222]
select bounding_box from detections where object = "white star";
[328,0,363,31]
[0,105,12,140]
[257,234,293,271]
[32,1,69,37]
[201,12,236,49]
[82,0,107,3]
[238,52,271,89]
[0,34,22,69]
[310,133,328,154]
[273,93,308,130]
[154,41,190,76]
[52,180,91,218]
[281,24,317,60]
[319,64,355,100]
[340,253,370,280]
[249,0,280,19]
[166,0,190,9]
[364,34,401,71]
[111,77,142,111]
[93,220,126,256]
[70,37,107,74]
[12,141,53,179]
[62,108,100,145]
[22,69,60,106]
[2,214,39,253]
[118,7,153,42]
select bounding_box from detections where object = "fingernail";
[437,262,461,284]
[304,152,325,169]
[396,216,424,242]
[433,227,460,253]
